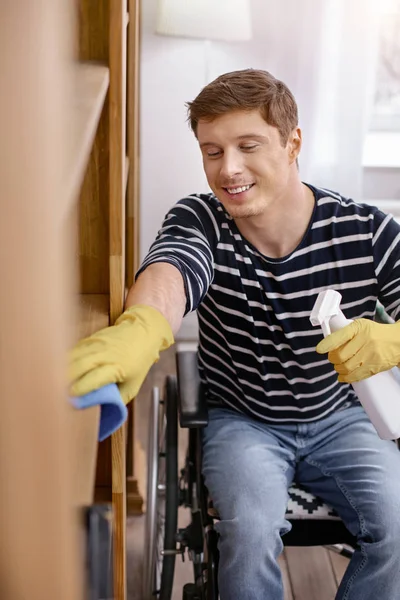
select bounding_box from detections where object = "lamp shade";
[155,0,252,42]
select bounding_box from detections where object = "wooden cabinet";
[0,1,141,598]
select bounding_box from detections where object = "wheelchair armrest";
[175,350,208,428]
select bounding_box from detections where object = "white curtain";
[298,0,380,200]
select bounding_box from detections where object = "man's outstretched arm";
[69,262,187,404]
[125,262,186,336]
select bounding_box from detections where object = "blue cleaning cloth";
[71,383,128,441]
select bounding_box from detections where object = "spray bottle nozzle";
[310,290,343,337]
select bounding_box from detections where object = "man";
[70,69,400,599]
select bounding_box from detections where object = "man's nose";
[219,149,243,181]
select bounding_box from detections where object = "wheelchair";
[143,349,358,600]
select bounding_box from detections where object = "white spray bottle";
[310,290,400,440]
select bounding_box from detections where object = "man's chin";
[228,206,263,219]
[222,198,265,220]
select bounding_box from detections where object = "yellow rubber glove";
[69,304,174,404]
[316,318,400,383]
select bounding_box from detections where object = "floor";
[126,347,350,600]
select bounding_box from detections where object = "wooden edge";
[124,155,129,194]
[66,63,110,213]
[112,425,127,600]
[109,255,125,325]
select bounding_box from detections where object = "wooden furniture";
[0,1,141,598]
[77,1,143,598]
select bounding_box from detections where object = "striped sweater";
[136,184,400,423]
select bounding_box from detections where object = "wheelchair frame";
[143,350,357,600]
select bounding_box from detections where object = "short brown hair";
[186,69,298,146]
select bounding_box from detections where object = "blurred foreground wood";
[0,2,141,597]
[0,2,84,599]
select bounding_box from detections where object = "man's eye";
[241,145,258,151]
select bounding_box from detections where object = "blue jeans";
[201,405,400,600]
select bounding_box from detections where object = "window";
[362,0,400,170]
[370,0,400,132]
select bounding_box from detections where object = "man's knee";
[214,498,290,555]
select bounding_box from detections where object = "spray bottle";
[310,290,400,440]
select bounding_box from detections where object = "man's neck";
[234,181,315,259]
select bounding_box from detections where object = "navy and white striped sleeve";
[373,209,400,320]
[135,194,220,315]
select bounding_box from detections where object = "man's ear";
[288,127,302,163]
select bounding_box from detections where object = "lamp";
[155,0,252,42]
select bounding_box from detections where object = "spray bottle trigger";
[321,320,331,337]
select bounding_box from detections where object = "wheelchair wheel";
[143,376,179,600]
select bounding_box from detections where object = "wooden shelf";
[66,63,110,210]
[77,293,110,339]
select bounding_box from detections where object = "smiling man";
[196,106,313,257]
[69,69,400,600]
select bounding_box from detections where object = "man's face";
[197,109,301,219]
